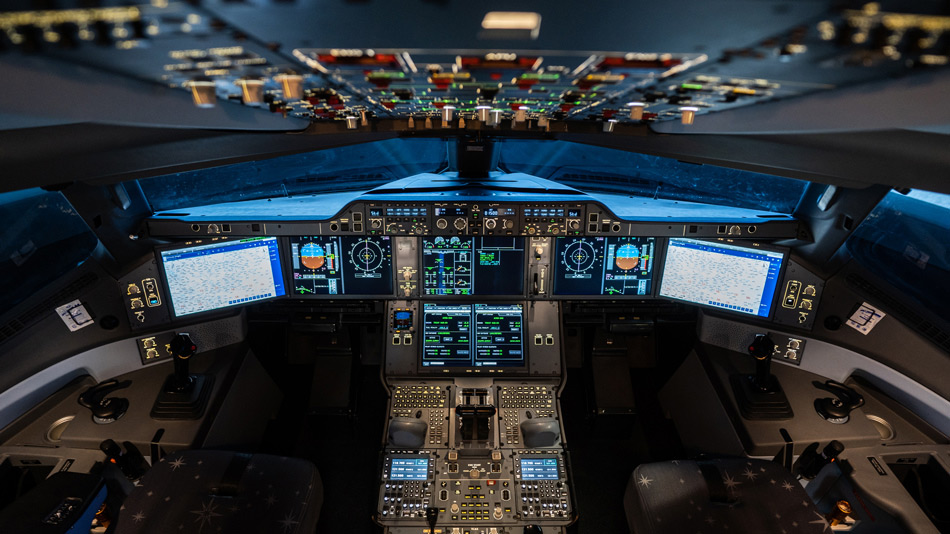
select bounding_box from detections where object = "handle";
[78,379,131,409]
[822,380,865,411]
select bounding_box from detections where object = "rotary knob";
[503,219,514,229]
[567,219,580,230]
[470,468,480,478]
[436,218,448,230]
[450,503,459,514]
[386,223,399,233]
[493,506,503,520]
[485,218,497,230]
[548,225,560,235]
[371,219,382,229]
[454,217,467,231]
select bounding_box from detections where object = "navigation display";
[389,458,429,480]
[422,303,524,368]
[553,237,656,296]
[422,237,524,296]
[160,237,285,317]
[520,458,559,480]
[290,236,393,296]
[660,238,785,317]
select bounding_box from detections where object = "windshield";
[139,138,807,214]
[140,138,451,212]
[496,140,807,213]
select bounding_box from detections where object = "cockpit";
[1,2,950,534]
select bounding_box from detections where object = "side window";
[846,190,950,324]
[0,189,99,310]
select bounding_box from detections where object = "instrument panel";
[131,199,823,335]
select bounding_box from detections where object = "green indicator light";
[682,83,703,90]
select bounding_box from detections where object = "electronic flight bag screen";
[660,238,785,318]
[290,236,393,295]
[159,237,286,317]
[421,237,524,295]
[553,237,656,296]
[421,303,524,368]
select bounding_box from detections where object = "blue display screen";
[390,458,429,480]
[660,238,784,318]
[160,237,285,317]
[520,458,559,480]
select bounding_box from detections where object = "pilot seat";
[624,457,826,533]
[114,450,322,534]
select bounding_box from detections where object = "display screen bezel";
[417,301,529,374]
[657,237,788,319]
[419,236,527,298]
[285,235,397,299]
[156,236,287,319]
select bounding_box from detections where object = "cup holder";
[45,415,74,443]
[866,414,895,441]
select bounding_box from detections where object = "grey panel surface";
[527,300,561,376]
[0,54,308,131]
[652,69,950,135]
[702,344,885,455]
[698,312,950,438]
[0,314,246,432]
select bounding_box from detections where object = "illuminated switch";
[534,334,543,345]
[403,334,413,345]
[545,334,554,345]
[392,335,401,345]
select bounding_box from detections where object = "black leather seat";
[624,458,828,533]
[114,450,322,534]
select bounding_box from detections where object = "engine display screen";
[553,237,656,296]
[159,237,285,317]
[389,458,429,480]
[422,237,524,295]
[520,458,559,480]
[422,303,524,368]
[660,238,784,317]
[290,236,393,296]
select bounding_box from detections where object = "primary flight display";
[290,236,393,295]
[553,237,656,296]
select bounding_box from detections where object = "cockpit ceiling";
[1,1,950,132]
